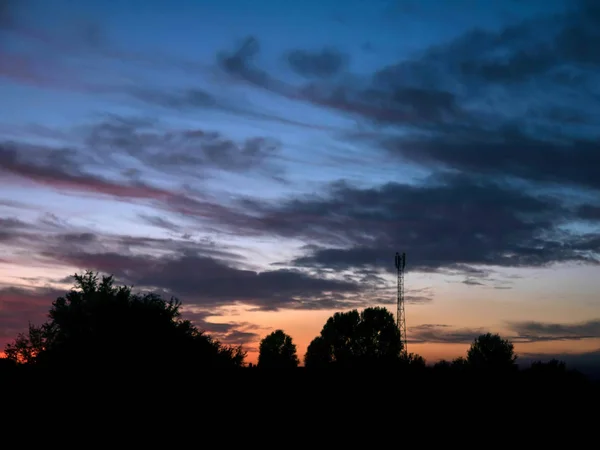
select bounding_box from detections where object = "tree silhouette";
[4,322,49,364]
[257,330,299,368]
[304,336,332,368]
[304,306,402,368]
[467,333,517,371]
[3,271,245,370]
[530,359,566,372]
[401,352,426,368]
[527,359,570,380]
[451,356,469,370]
[433,359,452,371]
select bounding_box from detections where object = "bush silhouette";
[3,271,245,370]
[258,330,299,368]
[304,306,402,368]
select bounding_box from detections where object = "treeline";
[0,271,594,389]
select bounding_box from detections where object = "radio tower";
[395,252,407,354]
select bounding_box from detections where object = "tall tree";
[257,330,299,368]
[304,307,402,368]
[4,271,245,370]
[467,333,517,371]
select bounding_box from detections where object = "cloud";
[381,128,600,192]
[213,3,600,196]
[362,4,599,191]
[84,116,282,175]
[0,141,185,202]
[508,319,600,342]
[231,173,600,274]
[128,88,218,110]
[0,222,369,351]
[5,127,598,280]
[1,218,366,313]
[409,319,600,345]
[0,131,284,223]
[1,217,245,265]
[0,150,261,232]
[578,205,600,221]
[0,0,16,30]
[217,35,460,127]
[137,214,183,233]
[181,310,265,348]
[409,324,485,344]
[52,251,363,312]
[456,3,600,84]
[0,286,61,349]
[286,48,348,78]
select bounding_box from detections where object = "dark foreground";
[3,364,597,441]
[3,362,599,401]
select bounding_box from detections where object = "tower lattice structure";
[395,252,407,354]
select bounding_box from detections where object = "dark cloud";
[578,205,600,221]
[138,214,183,233]
[180,310,265,348]
[85,116,282,175]
[286,48,348,78]
[359,3,599,190]
[215,3,600,197]
[217,35,465,127]
[1,219,366,312]
[404,294,434,304]
[0,219,31,244]
[217,36,276,91]
[0,139,281,227]
[410,319,600,345]
[49,250,363,312]
[1,119,283,215]
[0,286,62,345]
[409,324,485,344]
[382,128,600,192]
[0,217,28,229]
[457,3,600,84]
[0,0,20,30]
[0,222,371,350]
[129,85,341,132]
[462,278,486,286]
[235,173,599,274]
[0,217,245,267]
[129,88,218,110]
[508,319,600,342]
[0,141,184,202]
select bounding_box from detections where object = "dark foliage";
[1,276,598,401]
[467,332,517,372]
[3,271,245,372]
[304,306,403,368]
[258,329,299,368]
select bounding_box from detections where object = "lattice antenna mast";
[395,252,407,354]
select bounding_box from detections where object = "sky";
[1,0,599,368]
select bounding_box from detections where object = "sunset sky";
[1,0,599,367]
